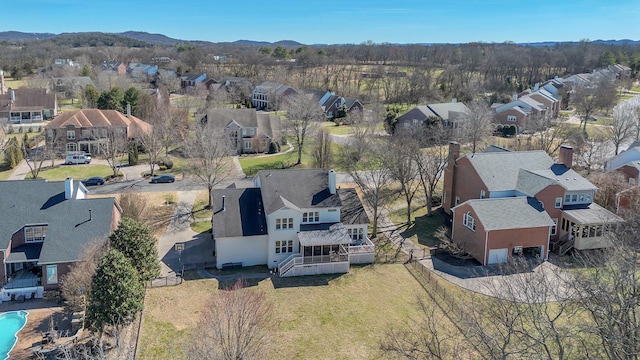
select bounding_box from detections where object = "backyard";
[138,264,441,360]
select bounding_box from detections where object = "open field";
[138,264,435,360]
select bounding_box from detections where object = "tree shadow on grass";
[271,273,344,289]
[399,211,446,248]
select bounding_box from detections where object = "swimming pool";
[0,310,28,360]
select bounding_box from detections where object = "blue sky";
[3,0,640,44]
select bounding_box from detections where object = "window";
[413,119,420,125]
[455,196,460,206]
[66,143,77,152]
[480,190,485,199]
[46,265,58,285]
[47,129,53,138]
[507,115,517,122]
[275,218,294,230]
[551,218,558,235]
[463,211,476,231]
[631,178,637,186]
[302,211,320,223]
[67,130,76,140]
[348,228,364,241]
[244,140,252,149]
[555,197,562,208]
[81,129,91,139]
[275,240,294,254]
[25,225,47,243]
[564,192,593,205]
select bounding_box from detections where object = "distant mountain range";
[0,30,637,47]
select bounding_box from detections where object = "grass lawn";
[189,190,212,232]
[239,141,349,176]
[29,164,121,181]
[138,264,431,360]
[389,204,446,249]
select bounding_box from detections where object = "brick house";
[44,108,152,154]
[199,108,281,154]
[0,178,121,301]
[443,142,623,265]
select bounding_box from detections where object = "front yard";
[138,264,436,360]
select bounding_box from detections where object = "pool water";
[0,311,28,360]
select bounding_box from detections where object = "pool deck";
[0,300,69,359]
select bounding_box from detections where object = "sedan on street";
[81,177,106,186]
[150,174,176,183]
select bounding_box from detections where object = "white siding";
[215,235,269,269]
[267,208,301,268]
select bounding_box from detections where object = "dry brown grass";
[138,264,444,360]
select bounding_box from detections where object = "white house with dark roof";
[211,169,374,276]
[0,178,121,302]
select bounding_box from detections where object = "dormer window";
[25,225,47,243]
[302,211,320,223]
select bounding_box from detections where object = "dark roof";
[322,95,341,108]
[337,188,370,225]
[257,169,342,214]
[344,98,362,110]
[212,188,267,238]
[200,108,281,139]
[0,89,56,111]
[0,179,117,264]
[6,243,43,263]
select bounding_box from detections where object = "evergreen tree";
[109,217,160,282]
[83,85,99,108]
[97,87,124,112]
[87,249,144,336]
[123,87,140,116]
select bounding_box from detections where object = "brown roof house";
[212,169,374,276]
[199,108,281,154]
[0,71,57,123]
[44,108,152,154]
[443,142,623,265]
[0,178,121,302]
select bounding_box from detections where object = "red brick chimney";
[443,141,460,215]
[558,145,573,169]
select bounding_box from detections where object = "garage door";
[488,248,508,264]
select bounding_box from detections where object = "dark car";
[81,177,106,186]
[150,174,175,183]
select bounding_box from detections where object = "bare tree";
[21,133,50,179]
[99,130,128,178]
[283,93,324,165]
[183,122,232,208]
[572,133,610,174]
[413,129,448,216]
[461,99,494,153]
[60,239,108,311]
[310,128,333,168]
[606,103,638,155]
[186,280,275,360]
[573,84,600,134]
[383,134,421,225]
[117,190,149,223]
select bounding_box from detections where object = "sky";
[3,0,640,45]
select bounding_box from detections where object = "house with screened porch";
[443,142,623,265]
[211,169,374,277]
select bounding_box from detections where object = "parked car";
[81,177,105,186]
[150,174,175,183]
[65,154,91,165]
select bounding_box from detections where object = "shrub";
[268,142,279,154]
[159,165,168,171]
[161,157,173,169]
[28,126,33,133]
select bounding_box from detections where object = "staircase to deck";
[278,254,303,277]
[552,234,575,256]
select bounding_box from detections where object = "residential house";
[211,169,374,276]
[199,108,281,154]
[180,73,207,89]
[0,178,121,302]
[308,90,364,119]
[492,85,560,133]
[606,141,640,185]
[51,76,95,95]
[100,61,127,75]
[443,142,623,265]
[52,59,78,68]
[608,64,632,78]
[395,101,470,133]
[44,108,152,154]
[251,82,298,111]
[0,84,57,123]
[127,63,158,80]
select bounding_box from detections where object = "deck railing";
[279,254,303,276]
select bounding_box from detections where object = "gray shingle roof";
[562,203,624,224]
[459,197,554,231]
[298,223,352,246]
[465,151,555,192]
[201,109,281,140]
[257,169,342,214]
[426,102,470,121]
[212,188,267,238]
[0,179,117,264]
[337,188,369,225]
